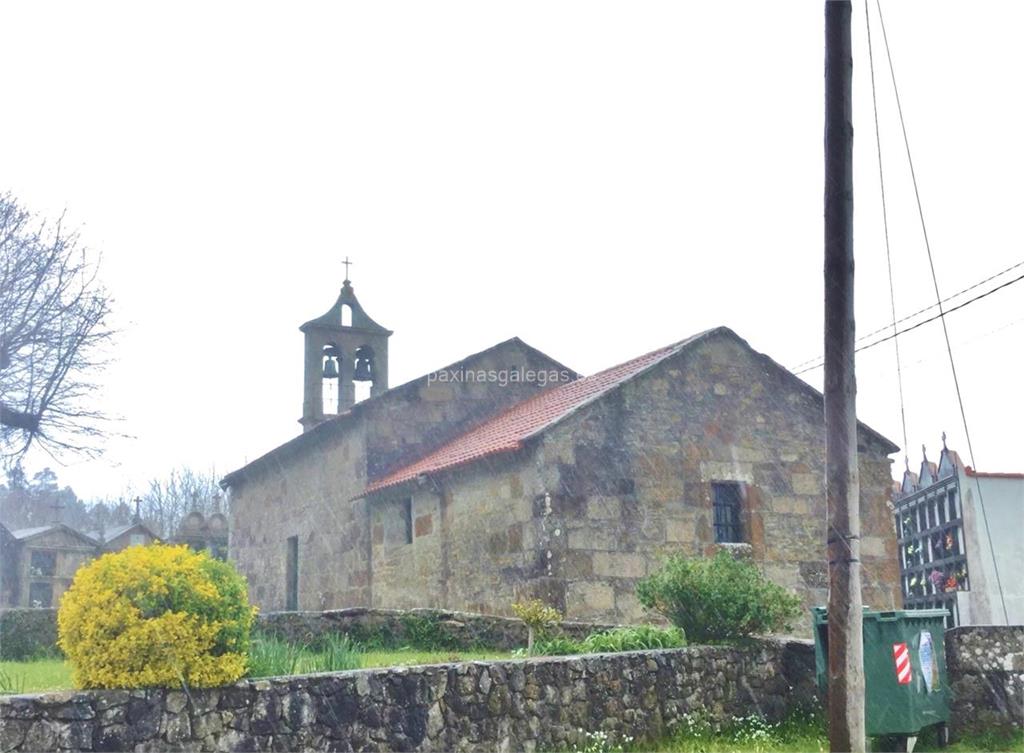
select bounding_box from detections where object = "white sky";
[2,2,1021,500]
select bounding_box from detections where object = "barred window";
[712,482,743,543]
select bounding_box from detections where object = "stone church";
[223,277,901,625]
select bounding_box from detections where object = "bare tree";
[141,466,223,538]
[0,193,115,463]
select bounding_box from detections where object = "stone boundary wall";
[256,608,618,650]
[0,607,616,659]
[0,639,817,752]
[945,625,1024,736]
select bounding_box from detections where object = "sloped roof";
[10,524,99,546]
[86,522,160,544]
[363,329,711,495]
[10,526,55,540]
[221,336,577,489]
[363,326,900,497]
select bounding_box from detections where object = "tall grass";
[0,667,26,695]
[531,625,686,656]
[248,633,362,678]
[247,635,306,678]
[304,634,361,673]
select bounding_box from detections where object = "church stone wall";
[532,333,900,629]
[369,453,553,615]
[369,331,901,631]
[228,425,372,612]
[229,340,574,613]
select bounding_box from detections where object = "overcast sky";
[2,1,1021,501]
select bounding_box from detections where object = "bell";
[353,356,373,382]
[322,358,339,379]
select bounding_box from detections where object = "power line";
[874,0,1009,624]
[864,0,908,461]
[792,270,1024,375]
[789,258,1024,371]
[855,259,1024,351]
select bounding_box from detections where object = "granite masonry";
[362,328,901,628]
[945,625,1024,737]
[256,608,616,651]
[0,639,818,752]
[225,321,902,630]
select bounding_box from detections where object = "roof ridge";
[361,328,722,496]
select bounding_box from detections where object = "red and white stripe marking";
[893,642,911,685]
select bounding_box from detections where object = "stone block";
[791,474,821,496]
[665,518,695,543]
[566,581,616,614]
[586,497,622,520]
[568,528,618,552]
[860,536,887,558]
[592,552,646,579]
[699,461,754,484]
[771,496,811,515]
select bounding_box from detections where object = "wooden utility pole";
[824,1,865,752]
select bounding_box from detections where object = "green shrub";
[398,613,461,651]
[342,622,396,651]
[636,550,801,643]
[0,609,60,660]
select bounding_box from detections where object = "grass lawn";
[0,647,517,694]
[0,658,72,694]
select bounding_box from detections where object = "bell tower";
[299,265,392,432]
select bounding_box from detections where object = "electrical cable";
[789,258,1024,372]
[793,271,1024,375]
[874,0,1009,625]
[864,0,908,464]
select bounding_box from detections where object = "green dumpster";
[812,607,950,741]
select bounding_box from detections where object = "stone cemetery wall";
[0,639,817,752]
[944,625,1024,737]
[0,607,614,658]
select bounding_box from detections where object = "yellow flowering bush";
[58,543,256,689]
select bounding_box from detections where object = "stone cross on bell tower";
[299,267,392,432]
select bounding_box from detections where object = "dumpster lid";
[811,607,949,622]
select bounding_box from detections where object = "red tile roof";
[363,330,714,495]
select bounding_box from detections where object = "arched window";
[341,304,353,327]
